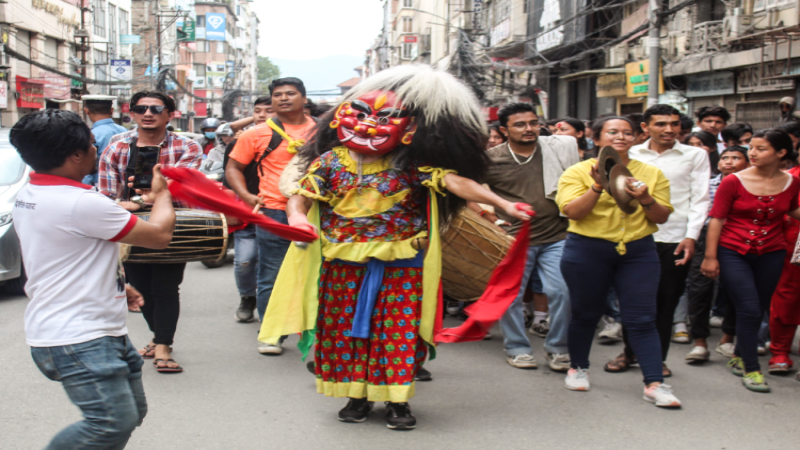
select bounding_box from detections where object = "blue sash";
[331,252,424,339]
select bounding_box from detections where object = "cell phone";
[132,146,160,190]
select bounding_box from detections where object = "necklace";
[508,145,536,165]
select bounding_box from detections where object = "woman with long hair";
[701,128,800,392]
[685,131,720,176]
[556,116,681,407]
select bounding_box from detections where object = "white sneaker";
[528,319,549,338]
[258,342,283,355]
[758,345,767,356]
[643,384,682,408]
[709,316,724,328]
[565,368,590,391]
[685,346,710,362]
[507,354,538,369]
[547,353,571,372]
[598,318,623,343]
[716,342,735,358]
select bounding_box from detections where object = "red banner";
[16,76,45,109]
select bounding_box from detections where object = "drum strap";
[331,252,425,339]
[122,137,139,201]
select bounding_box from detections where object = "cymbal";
[596,146,623,191]
[607,164,640,214]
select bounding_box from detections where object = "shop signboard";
[0,81,8,109]
[120,35,141,45]
[110,59,132,81]
[596,74,627,98]
[42,72,70,99]
[206,61,227,88]
[177,18,196,42]
[205,13,226,41]
[737,65,795,93]
[16,76,45,109]
[625,59,664,97]
[686,72,734,98]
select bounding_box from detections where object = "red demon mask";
[330,91,416,155]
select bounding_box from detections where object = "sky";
[251,0,385,61]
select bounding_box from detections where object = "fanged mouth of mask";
[340,126,390,151]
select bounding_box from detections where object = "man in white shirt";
[10,109,176,449]
[608,104,710,376]
[695,105,731,153]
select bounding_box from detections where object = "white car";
[0,128,30,295]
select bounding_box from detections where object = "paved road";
[2,261,800,449]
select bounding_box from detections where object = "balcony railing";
[691,20,724,55]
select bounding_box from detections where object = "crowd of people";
[9,64,800,447]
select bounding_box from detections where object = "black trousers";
[625,242,691,361]
[124,262,186,346]
[687,227,714,340]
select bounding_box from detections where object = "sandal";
[604,353,631,373]
[154,359,183,373]
[138,344,156,359]
[662,363,672,378]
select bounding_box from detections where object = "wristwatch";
[130,195,147,210]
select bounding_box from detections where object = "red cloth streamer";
[435,204,533,343]
[160,167,318,243]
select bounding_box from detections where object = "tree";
[256,56,281,93]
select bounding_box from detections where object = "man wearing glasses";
[482,102,580,372]
[99,91,202,374]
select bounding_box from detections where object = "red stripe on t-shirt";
[110,215,138,242]
[29,172,92,190]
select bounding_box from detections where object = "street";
[2,261,799,450]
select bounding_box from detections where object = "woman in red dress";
[701,129,800,392]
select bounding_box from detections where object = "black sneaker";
[337,398,374,423]
[236,296,256,323]
[415,366,433,382]
[385,402,416,430]
[306,360,315,375]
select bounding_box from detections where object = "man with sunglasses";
[99,91,202,374]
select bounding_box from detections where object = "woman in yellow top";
[556,116,682,408]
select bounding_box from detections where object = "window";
[402,42,413,59]
[237,5,241,15]
[119,9,129,36]
[524,0,529,14]
[194,63,206,78]
[216,41,225,53]
[403,0,413,7]
[93,0,106,37]
[197,40,211,52]
[94,49,108,94]
[402,17,413,33]
[108,4,117,58]
[196,15,206,28]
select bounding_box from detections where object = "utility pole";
[149,43,154,89]
[647,0,661,107]
[156,2,161,90]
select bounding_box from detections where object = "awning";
[559,68,625,81]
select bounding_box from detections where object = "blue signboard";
[120,35,141,45]
[205,13,226,41]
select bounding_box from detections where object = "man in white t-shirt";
[10,109,176,449]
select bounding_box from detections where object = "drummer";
[556,116,681,407]
[483,102,579,372]
[99,90,203,374]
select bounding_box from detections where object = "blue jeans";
[561,234,663,385]
[673,283,689,323]
[30,336,147,450]
[256,208,291,321]
[499,240,571,355]
[718,246,785,373]
[233,224,258,298]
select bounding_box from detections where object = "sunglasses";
[130,105,166,115]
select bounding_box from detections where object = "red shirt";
[709,173,800,255]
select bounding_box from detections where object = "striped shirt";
[705,173,722,225]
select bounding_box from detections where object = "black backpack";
[225,118,284,195]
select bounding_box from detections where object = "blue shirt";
[83,118,128,185]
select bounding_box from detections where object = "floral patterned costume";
[259,147,453,403]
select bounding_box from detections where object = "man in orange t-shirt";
[226,77,316,355]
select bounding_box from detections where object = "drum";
[121,208,228,264]
[441,208,514,301]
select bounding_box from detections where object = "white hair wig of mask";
[344,64,487,135]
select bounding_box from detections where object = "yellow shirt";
[556,159,673,254]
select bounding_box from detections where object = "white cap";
[81,94,117,102]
